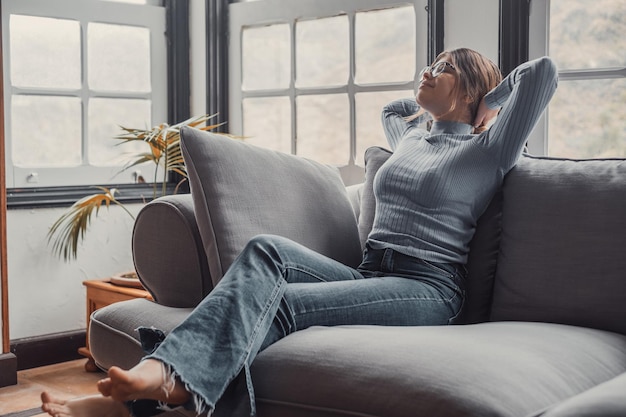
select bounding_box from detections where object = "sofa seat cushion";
[251,322,626,417]
[89,298,193,371]
[528,372,626,417]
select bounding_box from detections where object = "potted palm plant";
[48,114,230,264]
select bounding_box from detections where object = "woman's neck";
[430,120,474,135]
[432,106,472,125]
[430,94,473,125]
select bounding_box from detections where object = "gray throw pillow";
[180,127,363,285]
[358,146,392,248]
[491,155,626,334]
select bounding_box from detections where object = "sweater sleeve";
[481,56,558,170]
[381,98,430,150]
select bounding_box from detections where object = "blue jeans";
[132,234,465,416]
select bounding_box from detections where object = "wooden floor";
[0,360,103,416]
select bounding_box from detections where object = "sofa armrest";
[132,194,213,308]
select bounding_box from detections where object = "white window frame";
[2,0,167,189]
[228,0,428,184]
[527,0,626,156]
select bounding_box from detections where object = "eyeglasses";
[418,61,457,80]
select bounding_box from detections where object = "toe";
[97,378,112,397]
[41,391,65,414]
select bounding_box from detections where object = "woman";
[41,48,557,417]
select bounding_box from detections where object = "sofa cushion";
[491,155,626,334]
[251,322,626,417]
[527,372,626,417]
[359,146,503,324]
[357,146,391,249]
[180,127,363,284]
[344,183,362,221]
[89,298,193,371]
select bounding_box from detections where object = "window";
[229,0,428,184]
[2,0,167,189]
[528,0,625,158]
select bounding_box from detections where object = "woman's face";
[415,60,464,120]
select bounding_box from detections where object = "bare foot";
[97,359,190,405]
[41,391,129,417]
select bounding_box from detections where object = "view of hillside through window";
[9,15,151,168]
[547,0,625,158]
[241,6,416,167]
[5,0,624,188]
[240,0,624,165]
[3,0,165,188]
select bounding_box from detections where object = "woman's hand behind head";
[472,96,500,133]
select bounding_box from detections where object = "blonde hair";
[410,48,502,134]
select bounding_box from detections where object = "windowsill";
[7,182,184,209]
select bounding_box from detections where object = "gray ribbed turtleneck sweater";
[367,57,558,264]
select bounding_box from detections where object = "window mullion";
[498,0,530,76]
[558,67,626,81]
[82,17,90,167]
[290,20,297,156]
[427,0,444,63]
[348,11,356,167]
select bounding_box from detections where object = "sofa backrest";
[489,155,626,335]
[135,146,626,335]
[360,148,626,333]
[345,184,363,221]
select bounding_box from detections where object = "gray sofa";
[90,129,626,417]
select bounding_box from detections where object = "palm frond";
[112,114,229,184]
[50,113,238,261]
[47,188,132,261]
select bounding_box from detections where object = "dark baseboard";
[10,330,86,371]
[0,352,17,387]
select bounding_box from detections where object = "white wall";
[7,204,141,340]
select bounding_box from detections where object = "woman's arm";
[381,98,429,150]
[479,56,558,170]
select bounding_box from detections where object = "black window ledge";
[7,183,182,209]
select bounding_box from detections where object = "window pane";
[88,98,152,166]
[243,97,291,154]
[11,95,82,167]
[548,78,626,158]
[297,94,349,165]
[355,6,415,84]
[550,0,626,69]
[242,24,290,91]
[296,15,349,88]
[356,90,414,165]
[88,22,151,92]
[10,15,81,89]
